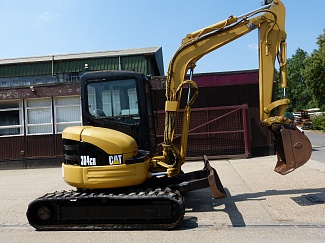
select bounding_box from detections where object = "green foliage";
[311,113,325,132]
[275,48,315,112]
[275,29,325,112]
[303,42,325,110]
[286,48,314,111]
[316,28,325,48]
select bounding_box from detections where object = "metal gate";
[155,104,250,159]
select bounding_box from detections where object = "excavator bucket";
[271,124,312,175]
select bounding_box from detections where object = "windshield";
[86,78,140,124]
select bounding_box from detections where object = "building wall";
[0,69,274,168]
[0,48,164,168]
[0,84,81,168]
[151,70,274,156]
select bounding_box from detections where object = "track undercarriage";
[27,157,226,230]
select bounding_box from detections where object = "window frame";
[54,95,82,134]
[86,78,140,124]
[25,97,53,135]
[0,99,24,137]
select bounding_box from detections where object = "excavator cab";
[80,70,157,155]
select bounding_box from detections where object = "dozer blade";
[271,124,312,175]
[169,155,226,199]
[203,155,227,198]
[146,155,226,199]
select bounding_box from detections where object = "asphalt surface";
[305,130,325,164]
[0,132,324,242]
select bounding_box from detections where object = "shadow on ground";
[179,187,325,229]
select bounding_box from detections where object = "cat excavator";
[27,0,312,230]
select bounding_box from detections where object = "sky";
[0,0,324,75]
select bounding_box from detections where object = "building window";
[0,100,24,136]
[26,98,53,135]
[54,96,81,133]
[1,96,82,136]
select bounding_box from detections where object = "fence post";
[242,104,251,157]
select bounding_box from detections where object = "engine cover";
[61,126,150,189]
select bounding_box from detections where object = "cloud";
[39,11,52,21]
[248,43,258,50]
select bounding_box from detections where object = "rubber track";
[27,187,185,230]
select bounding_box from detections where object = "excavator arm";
[153,0,312,176]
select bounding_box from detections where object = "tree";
[276,48,314,112]
[316,28,325,47]
[303,29,325,110]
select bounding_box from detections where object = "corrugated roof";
[0,47,164,78]
[0,47,161,64]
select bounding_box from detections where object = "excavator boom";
[154,0,311,176]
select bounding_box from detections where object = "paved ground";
[1,155,324,242]
[305,130,325,164]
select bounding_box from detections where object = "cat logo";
[109,154,123,165]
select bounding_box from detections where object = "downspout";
[118,56,122,70]
[52,55,54,77]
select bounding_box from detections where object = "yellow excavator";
[27,0,312,230]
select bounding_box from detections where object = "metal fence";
[155,105,250,160]
[0,105,250,166]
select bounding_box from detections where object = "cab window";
[86,78,140,124]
